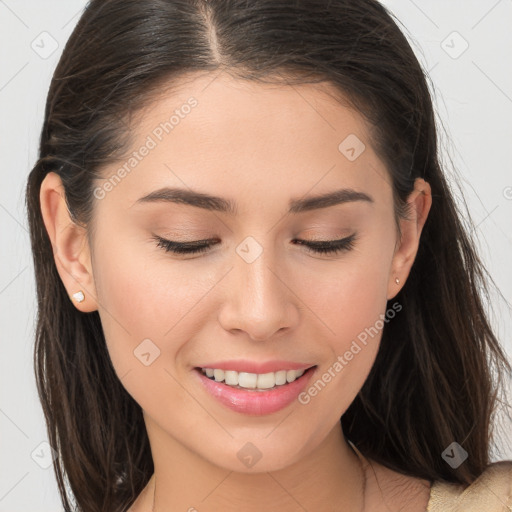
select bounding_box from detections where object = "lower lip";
[194,366,317,416]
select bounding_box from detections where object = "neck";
[143,420,365,512]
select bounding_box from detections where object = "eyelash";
[152,234,357,256]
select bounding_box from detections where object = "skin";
[40,71,432,511]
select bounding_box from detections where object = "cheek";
[91,240,218,417]
[299,237,394,348]
[293,260,394,428]
[91,236,212,374]
[295,233,395,398]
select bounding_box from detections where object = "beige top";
[348,441,512,511]
[427,460,512,511]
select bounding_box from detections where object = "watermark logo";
[237,442,263,468]
[442,442,468,468]
[338,134,366,161]
[236,236,264,264]
[134,338,161,366]
[31,31,59,59]
[31,441,57,469]
[441,31,469,60]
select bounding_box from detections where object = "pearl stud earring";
[395,277,400,285]
[72,290,85,303]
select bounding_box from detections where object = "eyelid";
[151,233,357,257]
[293,233,357,255]
[152,235,220,254]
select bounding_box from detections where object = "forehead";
[135,71,372,147]
[96,71,391,214]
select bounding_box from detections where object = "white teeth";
[257,372,275,389]
[238,372,257,388]
[275,370,287,385]
[213,369,224,382]
[200,367,310,390]
[224,370,238,386]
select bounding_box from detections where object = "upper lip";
[196,360,316,374]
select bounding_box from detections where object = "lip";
[196,359,315,374]
[194,365,317,416]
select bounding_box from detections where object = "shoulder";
[427,460,512,512]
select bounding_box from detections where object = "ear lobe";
[39,172,98,312]
[387,178,432,300]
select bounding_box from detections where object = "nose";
[217,240,300,341]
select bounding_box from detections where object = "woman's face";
[44,71,430,473]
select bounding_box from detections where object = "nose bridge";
[218,235,297,340]
[238,239,277,307]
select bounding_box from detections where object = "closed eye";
[152,234,357,256]
[293,234,356,254]
[153,236,218,255]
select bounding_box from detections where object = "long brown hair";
[25,1,511,510]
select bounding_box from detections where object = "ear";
[387,178,432,300]
[39,172,98,312]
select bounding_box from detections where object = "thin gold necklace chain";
[150,443,367,511]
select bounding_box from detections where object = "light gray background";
[1,1,511,510]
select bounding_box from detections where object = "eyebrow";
[134,187,373,214]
